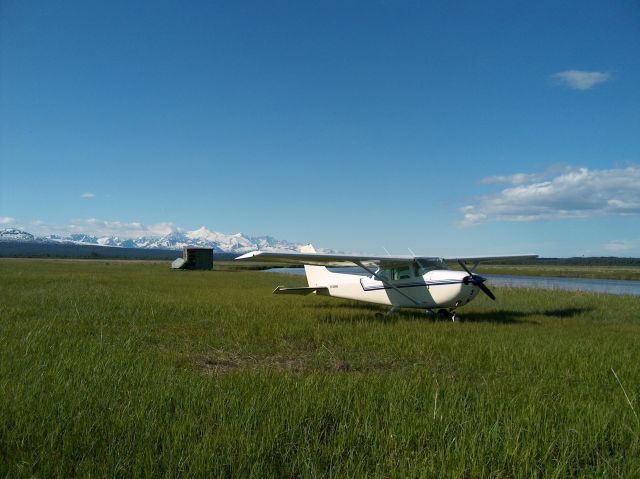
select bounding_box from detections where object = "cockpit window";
[375,268,391,281]
[375,266,413,280]
[396,267,411,279]
[374,259,447,281]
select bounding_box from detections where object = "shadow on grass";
[540,307,592,318]
[453,310,537,324]
[309,303,593,325]
[461,307,592,324]
[308,303,422,323]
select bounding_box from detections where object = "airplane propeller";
[458,260,496,301]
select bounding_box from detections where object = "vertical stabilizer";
[300,244,332,287]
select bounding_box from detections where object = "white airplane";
[235,245,537,320]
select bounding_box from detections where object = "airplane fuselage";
[309,268,480,310]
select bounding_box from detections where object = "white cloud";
[30,218,181,238]
[461,166,640,226]
[481,173,544,185]
[604,239,640,253]
[0,216,15,224]
[552,70,612,90]
[67,218,180,237]
[81,192,96,199]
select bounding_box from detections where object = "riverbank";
[475,264,640,281]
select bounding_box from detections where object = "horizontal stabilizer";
[272,286,329,295]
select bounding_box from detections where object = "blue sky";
[1,0,639,256]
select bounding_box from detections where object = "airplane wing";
[234,251,441,268]
[234,251,537,268]
[443,254,538,263]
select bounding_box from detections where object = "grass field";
[1,259,639,477]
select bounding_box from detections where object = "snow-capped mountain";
[0,229,35,242]
[137,227,304,253]
[0,227,308,253]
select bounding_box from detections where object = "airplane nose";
[462,274,495,301]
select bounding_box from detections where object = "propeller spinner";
[458,260,496,301]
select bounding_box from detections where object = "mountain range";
[0,227,309,254]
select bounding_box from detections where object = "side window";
[396,267,411,279]
[374,266,418,281]
[375,268,390,281]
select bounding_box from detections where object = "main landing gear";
[427,309,461,322]
[374,306,399,319]
[377,307,460,321]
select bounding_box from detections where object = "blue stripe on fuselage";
[359,278,464,292]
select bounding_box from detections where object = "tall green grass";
[1,259,639,477]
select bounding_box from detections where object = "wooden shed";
[172,247,213,270]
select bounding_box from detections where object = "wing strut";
[355,261,421,306]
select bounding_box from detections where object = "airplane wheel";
[437,309,450,320]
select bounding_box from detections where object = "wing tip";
[234,250,263,260]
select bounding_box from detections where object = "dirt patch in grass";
[192,352,403,375]
[198,355,307,374]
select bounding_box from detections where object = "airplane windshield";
[416,259,447,273]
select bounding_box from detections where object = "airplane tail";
[300,244,333,287]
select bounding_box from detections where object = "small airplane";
[235,245,537,321]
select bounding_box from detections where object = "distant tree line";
[0,241,180,260]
